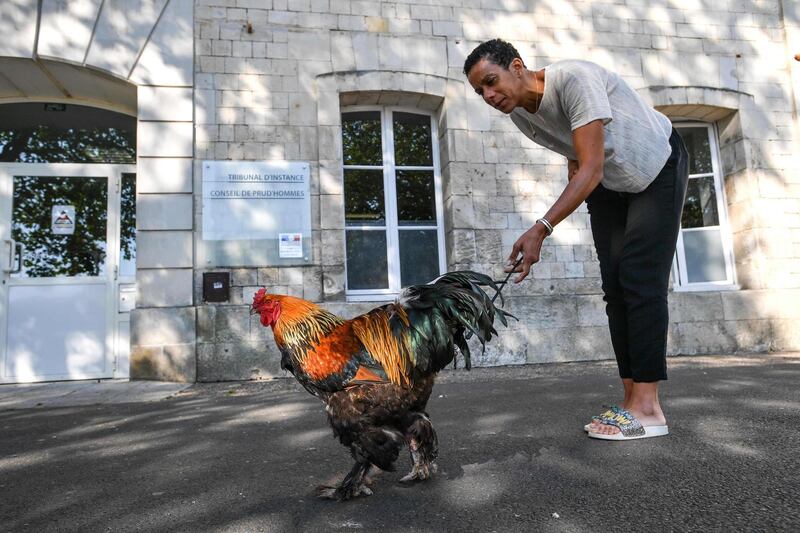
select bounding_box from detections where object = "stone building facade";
[1,0,799,383]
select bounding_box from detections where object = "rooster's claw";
[399,462,437,483]
[315,484,373,501]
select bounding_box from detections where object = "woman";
[464,39,689,440]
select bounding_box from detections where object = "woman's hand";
[504,223,548,283]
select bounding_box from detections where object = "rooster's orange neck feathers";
[267,296,344,355]
[257,295,415,387]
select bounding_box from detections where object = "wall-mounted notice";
[202,161,311,242]
[279,233,303,258]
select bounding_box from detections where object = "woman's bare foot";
[590,381,666,435]
[586,378,634,431]
[590,404,667,435]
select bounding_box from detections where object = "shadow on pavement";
[1,355,799,532]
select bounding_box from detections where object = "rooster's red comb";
[253,288,267,305]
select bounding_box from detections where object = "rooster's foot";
[399,461,437,483]
[363,464,381,486]
[315,483,373,501]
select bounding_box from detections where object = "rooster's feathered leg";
[400,412,438,482]
[319,419,404,500]
[316,460,372,500]
[320,387,409,500]
[362,463,381,486]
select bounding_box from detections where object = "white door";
[0,163,135,383]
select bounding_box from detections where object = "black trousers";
[585,129,689,382]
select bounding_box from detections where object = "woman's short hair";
[463,39,524,76]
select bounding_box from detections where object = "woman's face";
[467,57,524,114]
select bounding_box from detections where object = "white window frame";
[341,105,446,301]
[671,122,738,292]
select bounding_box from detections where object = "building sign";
[202,161,311,244]
[51,205,76,235]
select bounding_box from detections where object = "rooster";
[251,271,512,501]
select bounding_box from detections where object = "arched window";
[341,106,445,299]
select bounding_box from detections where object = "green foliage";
[342,112,382,166]
[396,170,435,224]
[0,126,135,164]
[676,127,712,175]
[681,176,719,229]
[393,113,432,166]
[120,174,136,263]
[344,169,385,224]
[12,176,108,277]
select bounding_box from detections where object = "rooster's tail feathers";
[349,271,514,386]
[401,270,515,372]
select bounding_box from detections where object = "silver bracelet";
[536,217,554,236]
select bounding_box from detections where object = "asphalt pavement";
[0,380,190,410]
[1,354,799,532]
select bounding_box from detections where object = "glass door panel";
[119,172,136,278]
[115,172,136,378]
[11,175,108,278]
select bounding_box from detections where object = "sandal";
[583,405,622,432]
[587,407,669,441]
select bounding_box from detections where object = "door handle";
[3,240,23,274]
[3,239,14,272]
[11,241,23,274]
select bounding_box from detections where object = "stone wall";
[189,0,800,380]
[5,1,794,383]
[128,0,197,382]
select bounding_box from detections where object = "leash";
[490,257,523,304]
